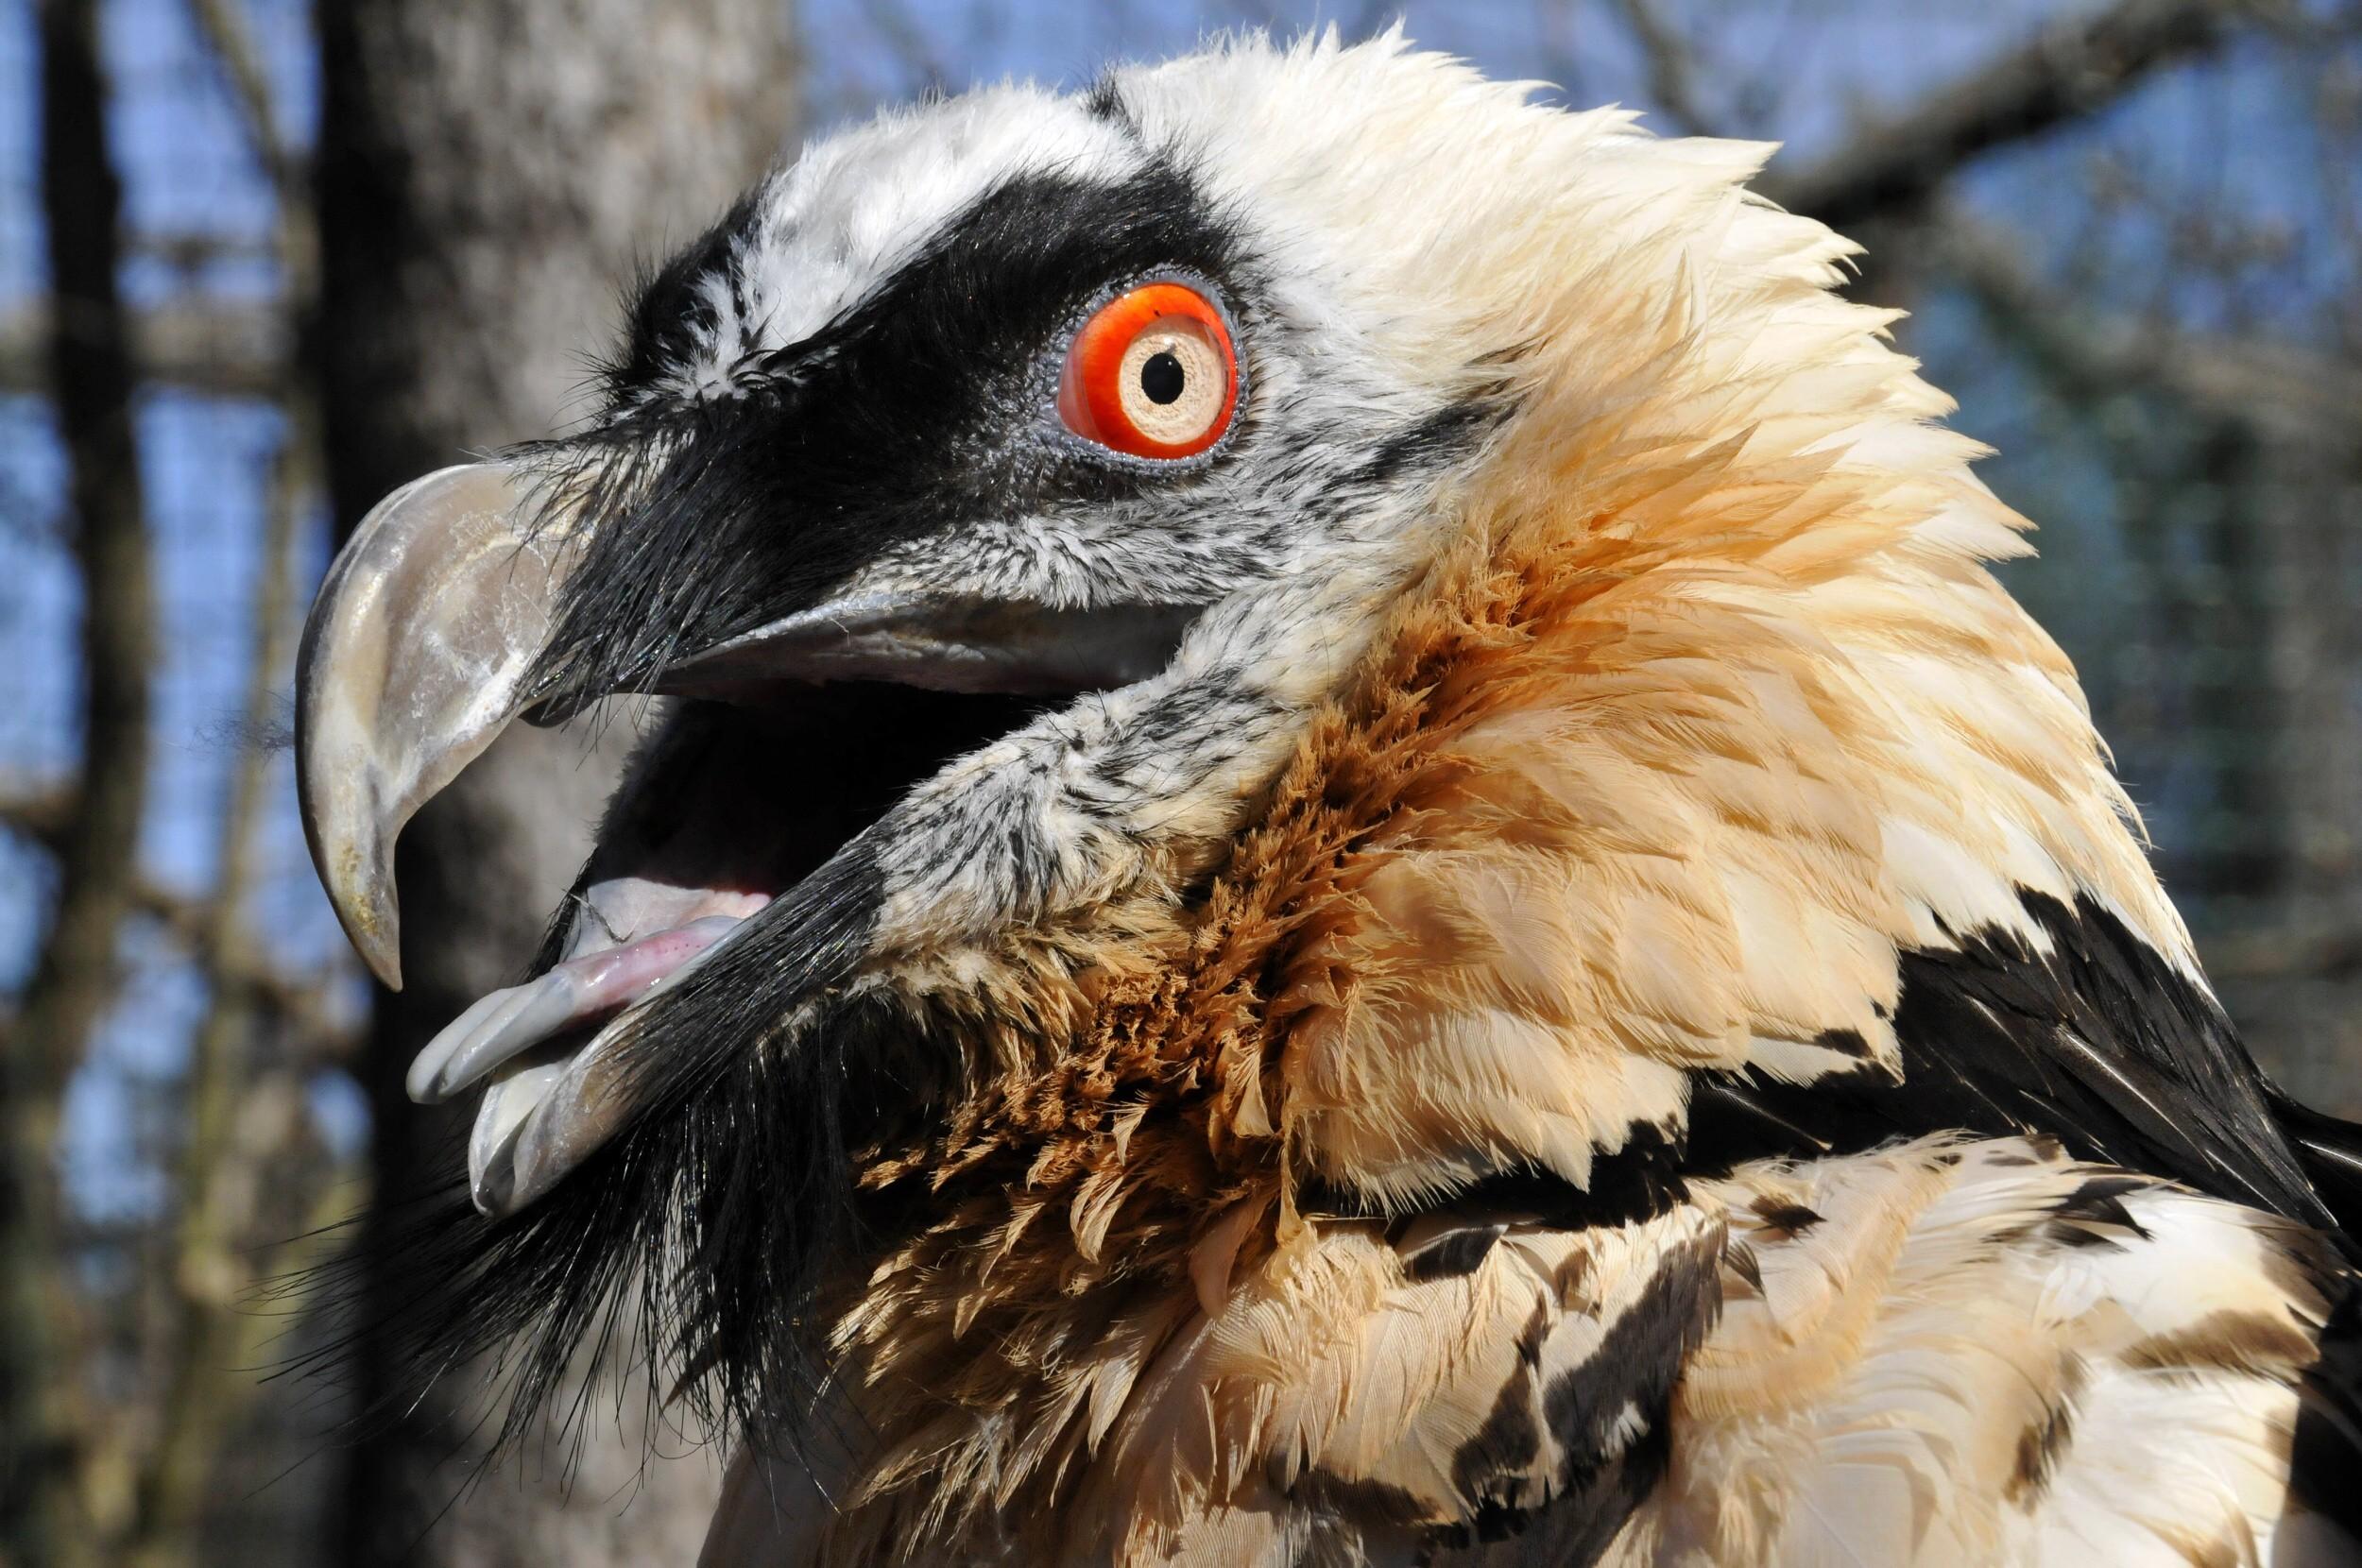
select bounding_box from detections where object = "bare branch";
[128,227,278,274]
[0,1,158,1561]
[127,413,314,1562]
[1613,0,1716,137]
[189,0,319,315]
[0,783,75,848]
[1761,0,2271,231]
[190,0,295,189]
[1934,212,2362,447]
[100,6,341,1558]
[0,297,288,396]
[112,877,358,1057]
[2206,921,2362,982]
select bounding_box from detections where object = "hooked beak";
[296,464,563,991]
[296,461,1197,993]
[295,455,1197,1214]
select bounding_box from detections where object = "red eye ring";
[1057,281,1239,460]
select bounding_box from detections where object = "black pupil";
[1139,350,1186,405]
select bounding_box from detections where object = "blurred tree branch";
[123,449,308,1566]
[0,834,351,1051]
[0,298,286,398]
[1612,0,1714,137]
[0,784,75,847]
[191,0,293,189]
[1652,0,2362,488]
[114,1,334,1559]
[1759,0,2279,230]
[0,0,2293,406]
[1934,211,2362,448]
[0,0,158,1562]
[2211,919,2362,981]
[0,0,301,404]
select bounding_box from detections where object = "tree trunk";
[312,4,796,1561]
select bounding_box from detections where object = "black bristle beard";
[292,848,903,1476]
[510,418,783,724]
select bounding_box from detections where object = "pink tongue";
[557,914,742,1004]
[404,893,769,1105]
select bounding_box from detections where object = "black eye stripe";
[528,164,1250,706]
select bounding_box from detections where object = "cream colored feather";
[666,31,2359,1566]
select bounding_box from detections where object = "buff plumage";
[292,31,2362,1567]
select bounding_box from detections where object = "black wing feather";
[1693,890,2354,1243]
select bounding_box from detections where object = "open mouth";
[295,462,1198,1217]
[412,684,1060,1212]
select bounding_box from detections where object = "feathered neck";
[796,236,2216,1554]
[724,104,2289,1557]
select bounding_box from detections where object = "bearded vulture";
[294,32,2362,1567]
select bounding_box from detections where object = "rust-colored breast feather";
[717,415,2359,1560]
[704,44,2356,1563]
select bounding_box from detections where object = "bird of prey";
[295,31,2362,1567]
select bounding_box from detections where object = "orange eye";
[1057,281,1238,459]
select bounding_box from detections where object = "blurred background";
[0,0,2357,1562]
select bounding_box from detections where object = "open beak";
[297,462,1197,992]
[296,457,1197,1215]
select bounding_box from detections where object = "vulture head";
[298,30,2360,1563]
